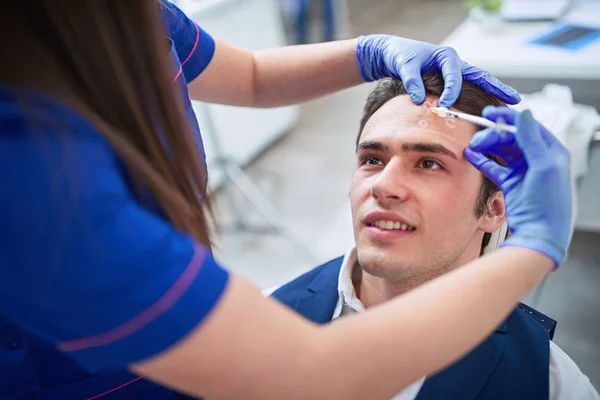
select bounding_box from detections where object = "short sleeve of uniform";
[161,1,215,83]
[0,98,229,372]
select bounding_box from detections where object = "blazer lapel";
[294,259,342,324]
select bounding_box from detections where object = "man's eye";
[363,156,383,166]
[420,158,442,170]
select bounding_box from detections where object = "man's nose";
[370,160,410,206]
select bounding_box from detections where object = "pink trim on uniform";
[85,376,146,400]
[171,66,183,83]
[181,23,200,67]
[171,23,200,83]
[58,245,207,352]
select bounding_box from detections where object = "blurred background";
[175,0,599,388]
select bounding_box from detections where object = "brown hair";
[0,1,212,246]
[358,74,506,251]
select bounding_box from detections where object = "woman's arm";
[162,0,518,108]
[187,36,521,108]
[133,247,551,400]
[187,39,362,108]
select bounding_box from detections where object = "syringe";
[430,107,517,134]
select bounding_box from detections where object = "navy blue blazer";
[272,256,557,400]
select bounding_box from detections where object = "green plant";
[464,0,504,12]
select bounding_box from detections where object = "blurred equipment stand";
[280,0,352,43]
[175,0,314,262]
[197,102,318,264]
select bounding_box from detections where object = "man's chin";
[357,249,416,279]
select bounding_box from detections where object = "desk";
[440,2,600,80]
[440,2,600,109]
[441,2,600,231]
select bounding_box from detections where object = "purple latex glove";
[355,35,521,108]
[464,107,572,268]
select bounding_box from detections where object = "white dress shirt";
[330,249,600,400]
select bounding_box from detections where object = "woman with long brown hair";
[0,1,572,399]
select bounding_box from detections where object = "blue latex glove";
[463,107,572,268]
[355,35,521,108]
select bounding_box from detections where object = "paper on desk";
[501,0,572,21]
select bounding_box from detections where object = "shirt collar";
[333,248,366,319]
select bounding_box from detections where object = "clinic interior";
[174,0,600,389]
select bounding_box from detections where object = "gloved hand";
[355,35,521,108]
[463,107,572,268]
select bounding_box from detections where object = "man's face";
[351,95,501,282]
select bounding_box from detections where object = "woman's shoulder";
[0,85,108,141]
[0,85,120,167]
[0,85,130,214]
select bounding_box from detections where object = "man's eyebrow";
[357,140,389,153]
[402,142,458,160]
[357,140,458,160]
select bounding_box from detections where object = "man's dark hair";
[357,74,506,253]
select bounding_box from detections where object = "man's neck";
[354,262,461,309]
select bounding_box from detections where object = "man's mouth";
[368,220,416,231]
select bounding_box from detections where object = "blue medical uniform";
[0,2,227,399]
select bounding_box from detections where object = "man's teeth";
[370,220,415,231]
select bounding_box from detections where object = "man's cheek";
[425,193,466,226]
[350,179,373,204]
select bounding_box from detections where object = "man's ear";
[478,191,506,233]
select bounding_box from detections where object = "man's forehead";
[361,96,478,149]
